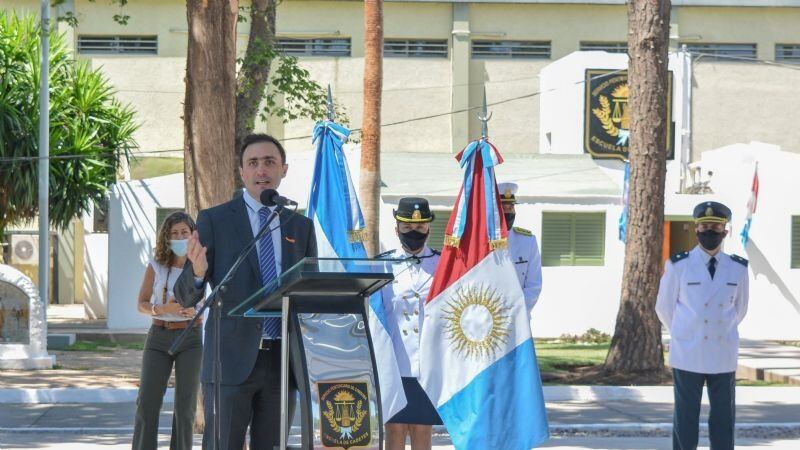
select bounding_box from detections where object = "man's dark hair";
[238,133,287,167]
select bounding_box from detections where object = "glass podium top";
[228,257,418,317]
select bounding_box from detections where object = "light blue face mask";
[170,239,188,257]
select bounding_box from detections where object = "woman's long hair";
[154,211,196,267]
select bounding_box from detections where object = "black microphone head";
[260,188,278,206]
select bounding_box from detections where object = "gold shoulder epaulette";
[512,227,532,236]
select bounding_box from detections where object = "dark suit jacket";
[175,195,317,385]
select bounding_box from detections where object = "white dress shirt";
[242,189,283,276]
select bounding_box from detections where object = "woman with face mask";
[133,211,202,450]
[381,197,442,450]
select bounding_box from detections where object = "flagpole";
[38,0,51,327]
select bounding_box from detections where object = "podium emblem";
[319,381,371,449]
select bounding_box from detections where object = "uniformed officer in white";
[498,182,543,313]
[656,201,749,450]
[380,197,441,450]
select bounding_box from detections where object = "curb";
[0,388,170,404]
[3,386,800,404]
[4,424,796,439]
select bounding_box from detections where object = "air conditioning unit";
[10,234,38,265]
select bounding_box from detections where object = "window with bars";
[77,35,158,55]
[580,41,628,54]
[471,40,551,59]
[541,212,605,266]
[275,38,351,57]
[776,44,800,62]
[792,216,800,269]
[682,43,757,61]
[384,39,448,58]
[426,210,453,252]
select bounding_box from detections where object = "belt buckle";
[259,337,280,350]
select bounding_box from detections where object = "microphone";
[260,188,298,207]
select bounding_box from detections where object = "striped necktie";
[258,207,281,339]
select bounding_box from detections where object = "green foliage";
[0,12,138,234]
[557,328,612,344]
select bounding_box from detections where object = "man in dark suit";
[175,133,316,450]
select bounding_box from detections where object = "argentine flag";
[419,138,549,449]
[306,119,407,422]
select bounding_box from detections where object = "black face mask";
[697,230,725,251]
[399,230,428,252]
[504,213,516,228]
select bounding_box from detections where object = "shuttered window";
[77,35,158,55]
[471,40,551,59]
[792,216,800,269]
[541,212,605,266]
[275,38,351,57]
[682,43,757,60]
[580,41,628,54]
[384,39,448,58]
[427,210,453,252]
[776,44,800,63]
[156,208,185,233]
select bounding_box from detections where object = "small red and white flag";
[740,163,758,246]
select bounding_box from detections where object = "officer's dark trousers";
[133,325,203,450]
[672,368,735,450]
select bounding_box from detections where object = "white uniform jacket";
[508,227,543,313]
[656,246,749,374]
[381,246,440,378]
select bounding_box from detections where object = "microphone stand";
[169,204,284,450]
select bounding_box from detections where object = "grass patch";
[62,340,144,352]
[536,342,609,373]
[736,379,794,387]
[129,156,183,179]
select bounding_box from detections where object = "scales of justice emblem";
[318,382,371,449]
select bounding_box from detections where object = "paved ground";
[2,305,798,449]
[2,434,800,450]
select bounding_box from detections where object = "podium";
[229,257,414,450]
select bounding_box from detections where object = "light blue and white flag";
[619,161,630,243]
[306,119,407,422]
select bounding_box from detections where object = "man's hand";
[187,230,208,278]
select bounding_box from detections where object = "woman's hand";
[178,306,196,318]
[157,296,184,315]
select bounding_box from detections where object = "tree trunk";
[183,0,239,217]
[604,0,671,373]
[234,0,276,189]
[360,0,383,256]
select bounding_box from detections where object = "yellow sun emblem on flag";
[441,284,511,360]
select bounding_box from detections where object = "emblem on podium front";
[318,381,371,449]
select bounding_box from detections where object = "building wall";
[8,1,799,156]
